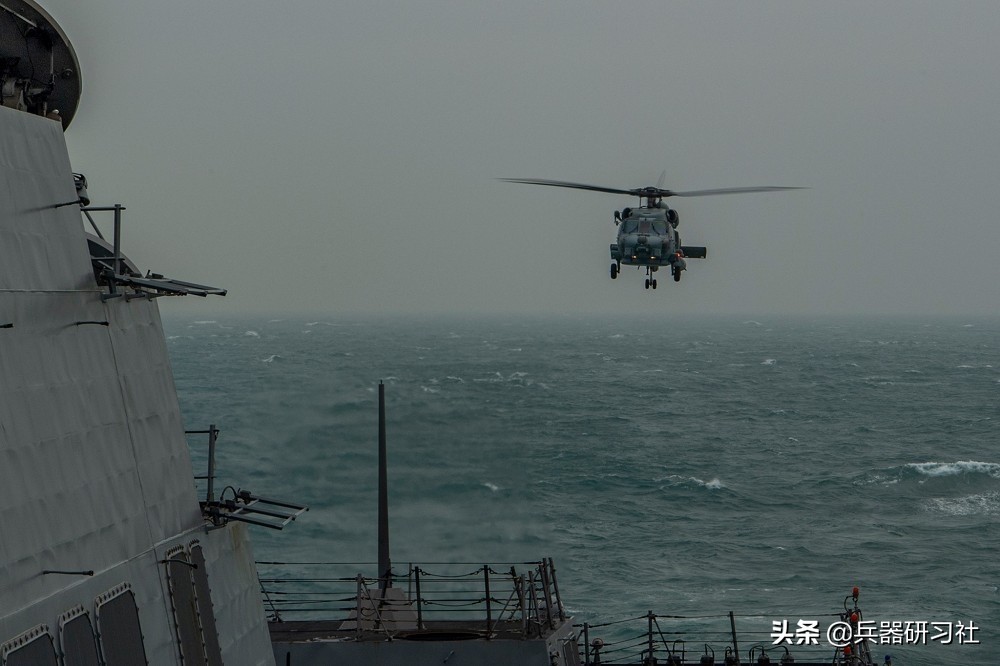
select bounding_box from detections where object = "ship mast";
[377,381,391,593]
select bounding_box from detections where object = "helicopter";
[501,175,802,289]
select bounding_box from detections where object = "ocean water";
[165,314,999,665]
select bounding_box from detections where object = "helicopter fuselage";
[609,202,706,288]
[611,204,682,269]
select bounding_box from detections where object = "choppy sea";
[165,314,999,665]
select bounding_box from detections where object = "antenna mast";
[377,381,391,592]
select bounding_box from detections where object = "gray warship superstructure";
[0,4,577,665]
[0,2,277,664]
[0,3,884,665]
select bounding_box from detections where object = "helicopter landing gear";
[610,263,618,279]
[673,267,682,282]
[643,266,658,290]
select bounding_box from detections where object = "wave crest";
[907,461,1000,479]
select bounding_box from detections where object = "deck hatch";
[95,584,148,666]
[189,544,224,666]
[58,607,100,666]
[1,625,57,666]
[164,549,207,666]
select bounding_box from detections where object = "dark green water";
[166,314,1000,665]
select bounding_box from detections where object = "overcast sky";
[41,0,1000,318]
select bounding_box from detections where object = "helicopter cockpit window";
[651,220,668,235]
[638,219,653,234]
[622,219,639,234]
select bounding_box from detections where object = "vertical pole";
[483,565,493,638]
[378,382,391,593]
[647,611,655,665]
[414,567,423,630]
[112,204,122,276]
[583,622,590,666]
[106,203,122,295]
[516,574,527,638]
[539,561,554,629]
[729,610,740,665]
[527,571,541,637]
[206,424,217,503]
[355,574,364,639]
[548,557,565,621]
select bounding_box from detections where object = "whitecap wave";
[244,330,259,337]
[925,492,1000,516]
[655,474,726,490]
[761,359,776,366]
[907,461,1000,478]
[472,372,534,385]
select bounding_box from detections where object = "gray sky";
[44,0,1000,317]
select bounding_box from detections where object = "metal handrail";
[256,559,566,638]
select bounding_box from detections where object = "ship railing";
[76,200,227,299]
[187,426,308,529]
[575,608,845,665]
[188,425,221,504]
[257,557,567,639]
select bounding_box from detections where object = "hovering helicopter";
[501,175,802,289]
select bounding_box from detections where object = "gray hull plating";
[0,106,274,664]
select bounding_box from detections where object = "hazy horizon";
[40,1,1000,318]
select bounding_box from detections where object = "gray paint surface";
[0,106,274,665]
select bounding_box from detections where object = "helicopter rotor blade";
[669,186,806,197]
[499,178,637,197]
[501,179,805,199]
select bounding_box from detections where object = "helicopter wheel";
[651,279,657,289]
[610,263,618,279]
[644,279,650,290]
[673,269,681,283]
